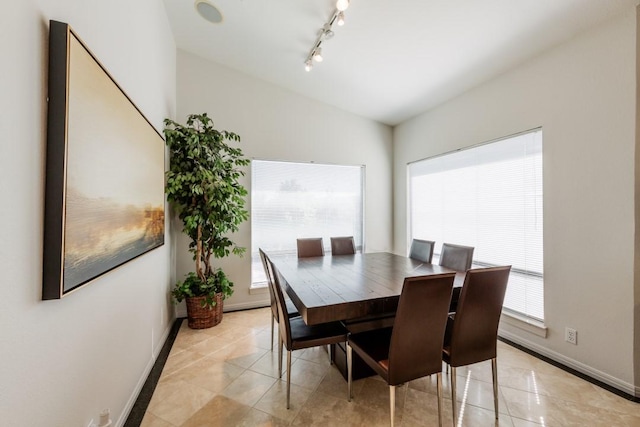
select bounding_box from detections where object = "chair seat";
[285,299,299,317]
[289,317,347,351]
[347,327,393,381]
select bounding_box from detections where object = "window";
[409,129,543,321]
[251,160,364,287]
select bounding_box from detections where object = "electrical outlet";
[565,327,577,345]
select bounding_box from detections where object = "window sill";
[500,310,547,338]
[249,284,268,295]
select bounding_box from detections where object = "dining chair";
[408,238,435,263]
[439,242,474,271]
[296,237,324,258]
[347,273,456,427]
[330,236,356,255]
[271,260,349,409]
[259,249,299,351]
[442,265,511,425]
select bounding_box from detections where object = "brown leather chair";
[439,242,474,271]
[296,237,324,258]
[330,236,356,255]
[271,260,348,409]
[442,265,511,425]
[347,273,456,427]
[259,249,299,350]
[408,238,435,263]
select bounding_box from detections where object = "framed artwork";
[42,20,165,299]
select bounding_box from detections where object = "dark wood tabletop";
[269,252,465,326]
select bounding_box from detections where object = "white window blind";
[251,160,364,286]
[409,129,544,321]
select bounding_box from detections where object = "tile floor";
[141,308,639,426]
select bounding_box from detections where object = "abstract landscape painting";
[43,21,164,299]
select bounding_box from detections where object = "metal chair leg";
[436,372,443,427]
[278,335,283,378]
[347,343,353,401]
[286,350,292,409]
[492,357,499,419]
[389,385,396,427]
[451,366,457,426]
[270,315,274,351]
[329,344,334,365]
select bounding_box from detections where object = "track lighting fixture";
[303,0,353,72]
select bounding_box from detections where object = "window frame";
[250,158,366,288]
[407,128,544,322]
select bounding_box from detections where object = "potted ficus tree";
[164,113,249,329]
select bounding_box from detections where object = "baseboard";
[175,304,186,318]
[223,300,269,312]
[174,299,269,318]
[117,319,175,427]
[499,329,638,399]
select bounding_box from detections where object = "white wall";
[175,50,393,312]
[0,1,176,426]
[394,9,637,393]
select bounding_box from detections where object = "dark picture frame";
[43,20,165,300]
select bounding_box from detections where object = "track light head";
[336,0,350,12]
[313,47,323,62]
[337,11,345,26]
[304,60,313,72]
[322,23,335,39]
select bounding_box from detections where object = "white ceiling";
[163,0,638,126]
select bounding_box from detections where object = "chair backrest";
[439,243,474,271]
[259,248,279,321]
[330,236,356,255]
[270,259,294,348]
[448,266,511,367]
[387,273,456,385]
[408,239,435,263]
[297,238,324,258]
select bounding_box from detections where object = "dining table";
[269,251,466,380]
[269,251,465,326]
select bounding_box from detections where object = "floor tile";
[234,408,291,426]
[166,355,245,393]
[221,370,278,406]
[247,347,297,378]
[288,358,331,390]
[180,394,251,427]
[253,380,313,423]
[139,412,175,427]
[146,381,216,426]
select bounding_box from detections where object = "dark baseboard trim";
[498,337,639,403]
[124,318,183,427]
